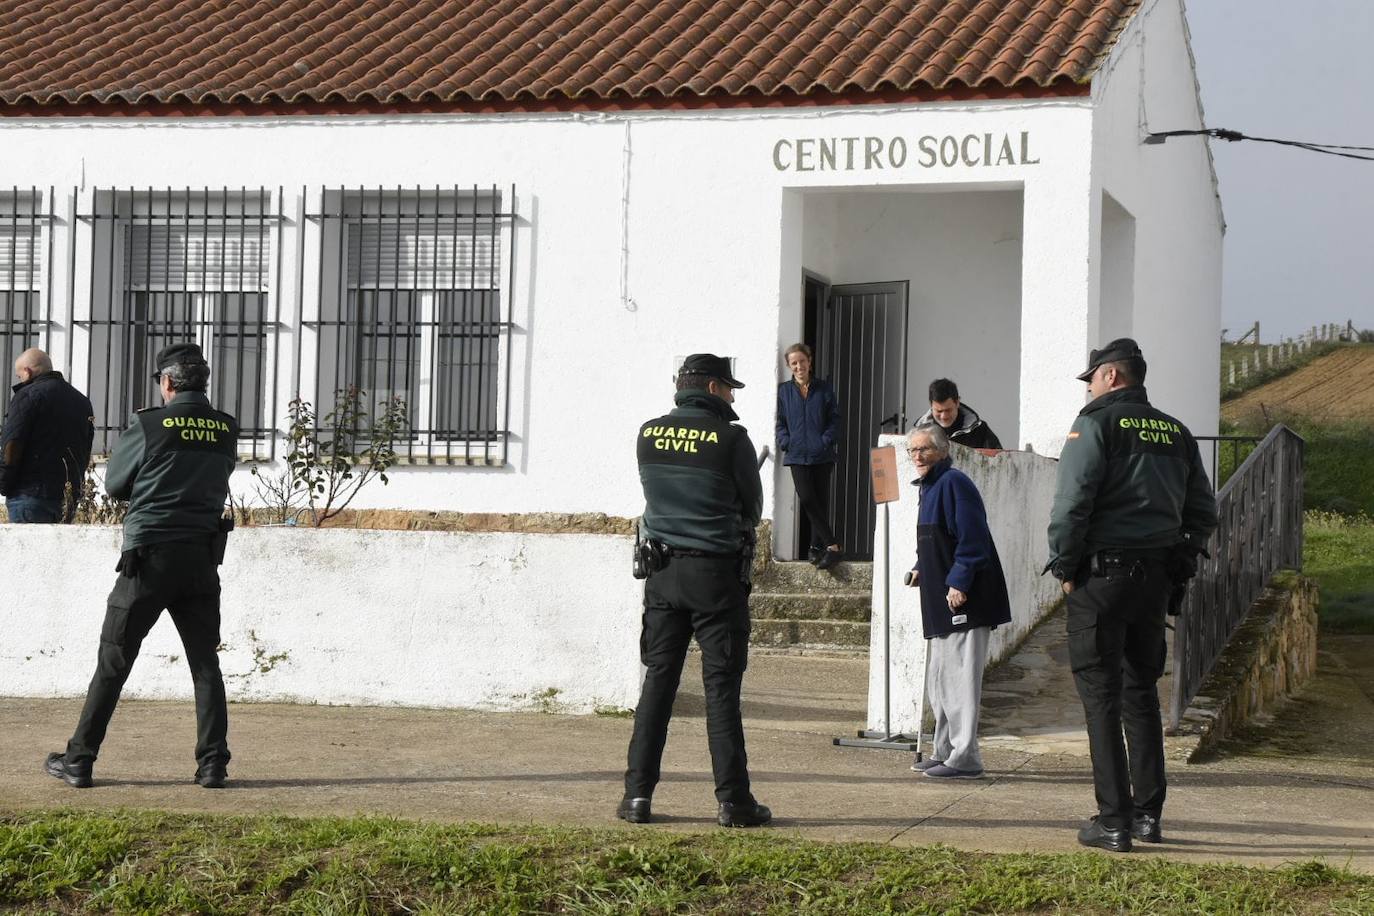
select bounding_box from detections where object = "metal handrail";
[1170,424,1305,729]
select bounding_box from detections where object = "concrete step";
[750,592,871,622]
[751,618,871,650]
[755,559,873,593]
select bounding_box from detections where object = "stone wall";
[1176,571,1320,760]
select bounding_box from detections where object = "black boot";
[718,800,772,827]
[44,752,93,789]
[1077,816,1132,852]
[616,797,652,824]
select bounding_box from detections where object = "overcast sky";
[1184,1,1374,341]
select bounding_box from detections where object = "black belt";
[667,547,738,559]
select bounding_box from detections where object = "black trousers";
[67,541,230,768]
[789,463,837,550]
[624,555,754,805]
[1066,562,1169,829]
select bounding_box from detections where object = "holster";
[211,515,235,566]
[737,528,757,589]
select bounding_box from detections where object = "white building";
[1,0,1222,561]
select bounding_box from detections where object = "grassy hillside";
[1220,343,1374,633]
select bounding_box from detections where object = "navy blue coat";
[912,457,1012,638]
[775,378,840,466]
[0,371,94,502]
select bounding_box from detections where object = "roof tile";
[0,0,1140,109]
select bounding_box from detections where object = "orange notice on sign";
[870,446,900,504]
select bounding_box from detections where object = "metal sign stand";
[833,447,921,755]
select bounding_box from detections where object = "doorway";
[810,280,909,560]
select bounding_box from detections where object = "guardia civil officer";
[1046,338,1217,852]
[45,343,238,790]
[618,354,772,828]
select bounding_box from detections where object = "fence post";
[1228,362,1235,386]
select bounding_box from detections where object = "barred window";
[81,189,281,456]
[308,186,514,465]
[1,188,54,417]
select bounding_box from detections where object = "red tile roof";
[0,0,1141,111]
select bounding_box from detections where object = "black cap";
[1076,337,1143,381]
[678,353,744,389]
[152,342,208,378]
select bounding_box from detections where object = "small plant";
[64,460,128,525]
[246,463,305,525]
[284,387,409,527]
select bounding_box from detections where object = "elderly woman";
[905,421,1011,779]
[775,343,843,569]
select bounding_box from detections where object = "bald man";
[0,349,95,523]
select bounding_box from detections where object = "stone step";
[750,592,872,622]
[754,559,873,593]
[751,618,871,650]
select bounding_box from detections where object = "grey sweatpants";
[927,626,990,773]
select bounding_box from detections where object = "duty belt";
[666,546,739,560]
[1088,546,1170,579]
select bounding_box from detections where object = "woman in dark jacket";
[775,343,843,569]
[904,420,1011,779]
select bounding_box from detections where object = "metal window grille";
[1,187,56,417]
[305,186,516,465]
[78,188,283,457]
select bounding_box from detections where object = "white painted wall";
[867,437,1062,735]
[2,0,1220,526]
[0,526,643,712]
[828,187,1024,447]
[1089,0,1224,438]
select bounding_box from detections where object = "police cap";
[679,353,744,389]
[153,342,208,378]
[1076,338,1143,382]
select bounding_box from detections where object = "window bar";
[403,183,421,450]
[64,188,77,374]
[327,186,346,441]
[468,183,480,462]
[43,187,56,356]
[444,183,459,463]
[5,188,16,370]
[502,183,516,465]
[268,185,286,461]
[99,191,117,452]
[483,183,497,462]
[234,186,249,442]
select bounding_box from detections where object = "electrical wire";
[1147,128,1374,161]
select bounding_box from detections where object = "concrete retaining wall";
[0,526,643,713]
[868,440,1063,734]
[1177,571,1320,760]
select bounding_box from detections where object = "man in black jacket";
[45,343,239,790]
[0,349,94,523]
[619,353,772,828]
[1047,338,1217,852]
[917,378,1003,451]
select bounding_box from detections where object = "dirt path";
[1224,345,1374,426]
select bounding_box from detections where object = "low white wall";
[868,439,1061,734]
[0,527,643,713]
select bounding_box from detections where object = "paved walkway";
[3,633,1372,871]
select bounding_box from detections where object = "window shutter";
[0,225,42,291]
[348,220,500,290]
[127,224,269,292]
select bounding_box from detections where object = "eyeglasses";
[907,445,940,456]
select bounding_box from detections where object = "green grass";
[1304,511,1374,634]
[2,810,1372,914]
[1219,417,1374,517]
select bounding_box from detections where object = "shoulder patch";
[1066,431,1080,440]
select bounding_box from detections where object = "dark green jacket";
[637,391,763,554]
[106,392,238,551]
[1047,386,1217,581]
